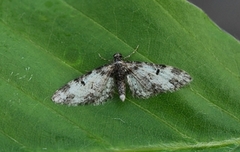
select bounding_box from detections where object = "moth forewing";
[52,52,192,105]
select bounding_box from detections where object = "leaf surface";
[0,0,240,151]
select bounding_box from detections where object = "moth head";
[113,53,123,62]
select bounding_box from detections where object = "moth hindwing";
[52,53,192,106]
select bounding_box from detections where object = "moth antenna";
[124,45,139,59]
[98,53,111,62]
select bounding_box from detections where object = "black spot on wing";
[74,78,80,82]
[74,78,85,86]
[133,61,142,64]
[84,71,92,76]
[81,81,85,86]
[156,69,160,75]
[159,64,167,69]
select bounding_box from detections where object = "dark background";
[189,0,240,40]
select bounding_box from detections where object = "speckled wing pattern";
[125,61,192,98]
[52,53,192,106]
[51,64,115,106]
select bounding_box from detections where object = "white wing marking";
[125,62,192,98]
[52,64,115,105]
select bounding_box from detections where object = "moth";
[52,47,192,105]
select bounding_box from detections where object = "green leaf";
[1,0,240,151]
